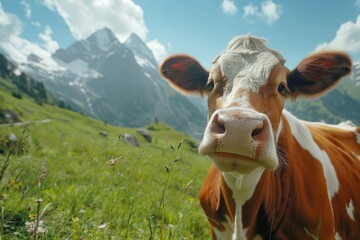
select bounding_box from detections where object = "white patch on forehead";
[214,35,285,93]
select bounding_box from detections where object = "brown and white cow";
[160,35,360,239]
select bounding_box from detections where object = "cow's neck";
[220,113,291,239]
[222,169,264,239]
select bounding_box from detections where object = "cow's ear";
[287,51,352,99]
[160,54,209,95]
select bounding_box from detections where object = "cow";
[160,35,360,240]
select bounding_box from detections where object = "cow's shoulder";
[199,164,235,233]
[304,121,360,154]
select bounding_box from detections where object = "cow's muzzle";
[199,107,278,173]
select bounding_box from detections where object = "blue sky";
[0,0,359,69]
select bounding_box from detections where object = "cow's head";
[160,35,351,174]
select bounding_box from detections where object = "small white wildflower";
[97,222,107,230]
[25,220,46,235]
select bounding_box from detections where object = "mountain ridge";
[4,28,206,136]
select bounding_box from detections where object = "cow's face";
[199,48,287,173]
[160,35,351,174]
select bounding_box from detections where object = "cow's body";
[200,111,360,239]
[160,35,360,239]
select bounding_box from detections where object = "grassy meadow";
[0,87,212,239]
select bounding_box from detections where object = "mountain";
[13,28,206,136]
[339,61,360,100]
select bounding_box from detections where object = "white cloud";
[315,15,360,55]
[0,1,168,65]
[244,4,259,17]
[221,0,238,15]
[21,1,31,18]
[261,0,282,24]
[39,25,60,53]
[0,3,22,43]
[243,0,282,25]
[146,39,167,63]
[41,0,148,42]
[41,0,168,62]
[0,3,57,65]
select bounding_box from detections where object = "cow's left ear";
[287,51,352,99]
[160,54,209,95]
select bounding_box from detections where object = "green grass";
[0,87,211,239]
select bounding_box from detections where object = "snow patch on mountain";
[135,55,156,70]
[55,58,102,79]
[20,53,65,76]
[351,61,360,85]
[124,33,158,70]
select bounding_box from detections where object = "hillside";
[285,88,360,125]
[0,82,211,239]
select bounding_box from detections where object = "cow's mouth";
[207,152,262,173]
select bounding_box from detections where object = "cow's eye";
[278,83,286,95]
[205,81,214,92]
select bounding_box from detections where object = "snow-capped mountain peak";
[86,27,119,52]
[124,33,158,69]
[52,27,121,64]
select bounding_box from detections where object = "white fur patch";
[222,169,264,240]
[276,118,283,143]
[284,111,339,235]
[284,111,340,198]
[346,199,355,221]
[214,35,285,94]
[335,232,342,240]
[219,52,280,94]
[213,215,234,240]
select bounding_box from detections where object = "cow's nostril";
[211,113,226,134]
[218,123,226,134]
[212,122,226,134]
[251,126,263,137]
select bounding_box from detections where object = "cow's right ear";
[160,55,209,95]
